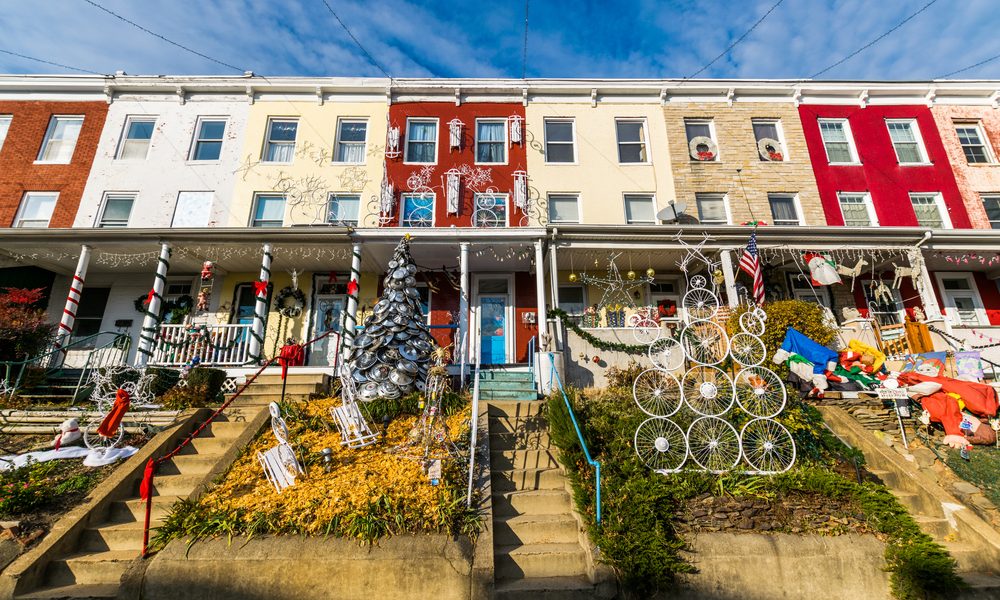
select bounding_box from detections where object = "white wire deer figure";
[890,262,918,290]
[836,258,868,291]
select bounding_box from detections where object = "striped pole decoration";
[248,243,273,364]
[54,245,92,353]
[135,243,172,367]
[340,243,363,364]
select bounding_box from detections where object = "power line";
[939,51,1000,79]
[318,0,392,80]
[521,0,529,79]
[810,0,939,78]
[0,48,105,76]
[80,0,247,74]
[685,0,785,79]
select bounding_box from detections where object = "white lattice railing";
[150,323,253,367]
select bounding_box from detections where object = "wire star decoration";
[580,253,653,312]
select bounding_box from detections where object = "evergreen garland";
[547,308,650,355]
[156,324,243,352]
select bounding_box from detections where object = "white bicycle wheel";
[739,311,765,336]
[687,416,741,473]
[730,333,766,367]
[648,337,685,372]
[734,367,787,418]
[633,369,682,418]
[680,320,729,366]
[740,418,796,473]
[634,417,687,472]
[682,288,719,321]
[83,417,124,451]
[631,317,662,345]
[681,366,735,416]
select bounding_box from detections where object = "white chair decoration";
[513,170,528,212]
[257,402,303,492]
[330,365,380,449]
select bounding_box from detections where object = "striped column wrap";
[136,246,172,361]
[54,245,92,352]
[341,244,363,361]
[248,245,273,364]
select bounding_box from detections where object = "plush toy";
[53,418,81,450]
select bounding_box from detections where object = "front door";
[309,294,345,366]
[479,295,507,365]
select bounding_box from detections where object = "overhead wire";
[0,47,106,76]
[521,0,529,79]
[318,0,392,80]
[938,51,1000,79]
[684,0,786,80]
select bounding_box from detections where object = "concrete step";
[495,543,587,580]
[912,515,957,540]
[489,402,546,419]
[493,490,573,518]
[177,435,235,456]
[133,473,207,497]
[231,383,322,395]
[944,541,1000,576]
[43,551,135,587]
[492,468,565,492]
[78,523,144,553]
[492,449,560,471]
[480,380,537,391]
[888,490,944,519]
[106,496,183,524]
[253,374,329,385]
[480,371,533,382]
[494,576,597,600]
[490,431,553,451]
[482,390,539,401]
[158,454,218,476]
[958,573,1000,599]
[494,514,580,546]
[14,583,120,599]
[225,393,314,405]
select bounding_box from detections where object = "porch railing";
[1,331,130,396]
[72,334,132,403]
[149,323,252,367]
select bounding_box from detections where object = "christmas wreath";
[757,138,784,161]
[133,294,194,324]
[274,286,306,317]
[688,136,718,161]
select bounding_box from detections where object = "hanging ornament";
[200,261,215,281]
[568,273,578,283]
[712,269,725,286]
[627,270,637,280]
[592,355,601,364]
[646,268,656,278]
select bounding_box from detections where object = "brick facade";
[662,103,825,226]
[930,105,1000,229]
[0,101,108,228]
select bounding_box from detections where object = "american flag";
[739,231,765,305]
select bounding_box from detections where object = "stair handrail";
[71,333,132,404]
[527,336,536,391]
[465,349,482,507]
[0,331,130,395]
[139,329,336,557]
[548,352,601,524]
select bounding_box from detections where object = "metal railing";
[527,336,536,391]
[72,334,132,403]
[465,350,482,507]
[149,323,252,367]
[548,352,601,524]
[0,331,130,396]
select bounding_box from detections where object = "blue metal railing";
[548,352,601,524]
[465,350,482,507]
[527,336,536,390]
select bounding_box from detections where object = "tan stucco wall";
[930,105,1000,229]
[524,102,675,225]
[663,102,824,226]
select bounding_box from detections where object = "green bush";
[728,300,838,377]
[185,367,227,401]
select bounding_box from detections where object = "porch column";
[548,242,563,350]
[53,244,92,353]
[135,243,171,367]
[340,243,363,365]
[719,249,739,308]
[459,242,470,384]
[908,249,948,331]
[534,240,546,349]
[248,243,273,364]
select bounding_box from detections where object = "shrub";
[185,367,227,401]
[728,300,838,377]
[0,288,55,362]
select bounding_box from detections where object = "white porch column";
[248,243,273,364]
[909,249,948,332]
[53,244,92,353]
[340,243,363,364]
[548,242,563,350]
[459,242,470,385]
[719,249,739,308]
[135,243,171,367]
[534,240,546,349]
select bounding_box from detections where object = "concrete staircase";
[479,369,538,402]
[489,400,610,600]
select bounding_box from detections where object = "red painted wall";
[799,104,971,228]
[0,101,108,228]
[385,101,527,228]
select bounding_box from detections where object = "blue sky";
[0,0,997,80]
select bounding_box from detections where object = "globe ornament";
[646,268,656,278]
[627,270,637,280]
[568,273,578,282]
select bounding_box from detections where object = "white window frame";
[817,118,860,165]
[909,192,952,229]
[188,116,227,162]
[262,117,298,164]
[752,118,788,161]
[403,117,439,165]
[547,193,581,224]
[837,192,878,227]
[684,118,719,162]
[955,121,995,164]
[250,193,286,228]
[472,192,510,227]
[623,193,656,224]
[886,119,930,166]
[0,115,11,153]
[934,272,988,326]
[982,194,1000,230]
[557,284,588,319]
[13,192,58,228]
[400,192,436,227]
[767,193,804,226]
[615,118,650,164]
[115,116,156,160]
[96,192,136,228]
[543,118,577,164]
[474,118,508,165]
[695,192,731,225]
[333,118,368,164]
[327,193,361,226]
[36,115,84,164]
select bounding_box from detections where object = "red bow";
[253,280,268,298]
[144,288,156,306]
[278,343,305,380]
[347,278,359,296]
[96,388,131,438]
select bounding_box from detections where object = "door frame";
[472,274,514,365]
[305,273,348,365]
[934,271,988,326]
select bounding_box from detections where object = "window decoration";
[688,136,718,161]
[386,125,401,158]
[513,170,528,212]
[448,118,464,149]
[473,193,506,227]
[378,174,396,225]
[444,168,461,215]
[509,115,523,145]
[757,138,783,161]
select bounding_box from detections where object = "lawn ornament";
[53,418,81,449]
[257,402,303,492]
[890,262,918,290]
[836,258,868,291]
[330,364,380,449]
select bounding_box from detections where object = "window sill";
[543,161,578,165]
[186,160,222,166]
[331,161,366,166]
[899,162,933,167]
[618,161,652,166]
[403,161,437,166]
[689,159,721,164]
[828,162,862,166]
[33,161,72,165]
[260,161,294,166]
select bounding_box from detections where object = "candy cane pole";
[53,245,92,356]
[134,243,171,367]
[340,243,363,364]
[248,243,273,364]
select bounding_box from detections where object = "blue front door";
[480,295,507,364]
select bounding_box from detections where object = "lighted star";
[580,253,652,312]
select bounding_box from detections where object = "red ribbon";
[96,388,131,438]
[253,280,268,298]
[139,458,156,501]
[278,343,305,380]
[144,288,156,306]
[54,426,79,451]
[347,278,359,296]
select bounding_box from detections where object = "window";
[328,193,360,225]
[98,193,134,227]
[910,193,950,228]
[71,287,110,341]
[886,120,928,164]
[558,286,586,320]
[752,119,785,161]
[616,119,647,163]
[650,280,681,321]
[190,118,226,161]
[863,284,904,326]
[405,119,437,164]
[548,193,580,223]
[475,119,506,163]
[0,115,11,153]
[13,192,57,228]
[232,282,271,325]
[401,193,434,227]
[818,119,858,164]
[956,123,993,164]
[768,193,801,225]
[172,191,213,227]
[37,116,83,163]
[334,119,367,163]
[936,274,986,326]
[117,117,155,160]
[624,194,655,224]
[544,119,575,163]
[837,192,876,227]
[695,193,728,225]
[473,193,507,227]
[684,119,717,161]
[251,194,285,227]
[263,118,298,163]
[982,194,1000,229]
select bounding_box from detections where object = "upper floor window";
[886,119,928,165]
[190,118,226,161]
[117,117,155,160]
[956,123,994,164]
[14,192,57,228]
[623,194,655,224]
[685,119,718,161]
[98,193,135,228]
[473,193,508,227]
[837,192,876,226]
[37,116,83,163]
[263,118,298,163]
[616,119,648,163]
[910,193,950,228]
[334,119,367,163]
[401,193,434,227]
[0,115,11,153]
[475,119,507,164]
[768,193,801,225]
[327,193,360,226]
[548,193,580,224]
[405,119,438,164]
[818,119,858,164]
[752,119,785,161]
[544,119,575,163]
[251,194,285,227]
[982,194,1000,229]
[695,193,728,224]
[172,191,213,227]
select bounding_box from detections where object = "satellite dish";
[657,201,687,223]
